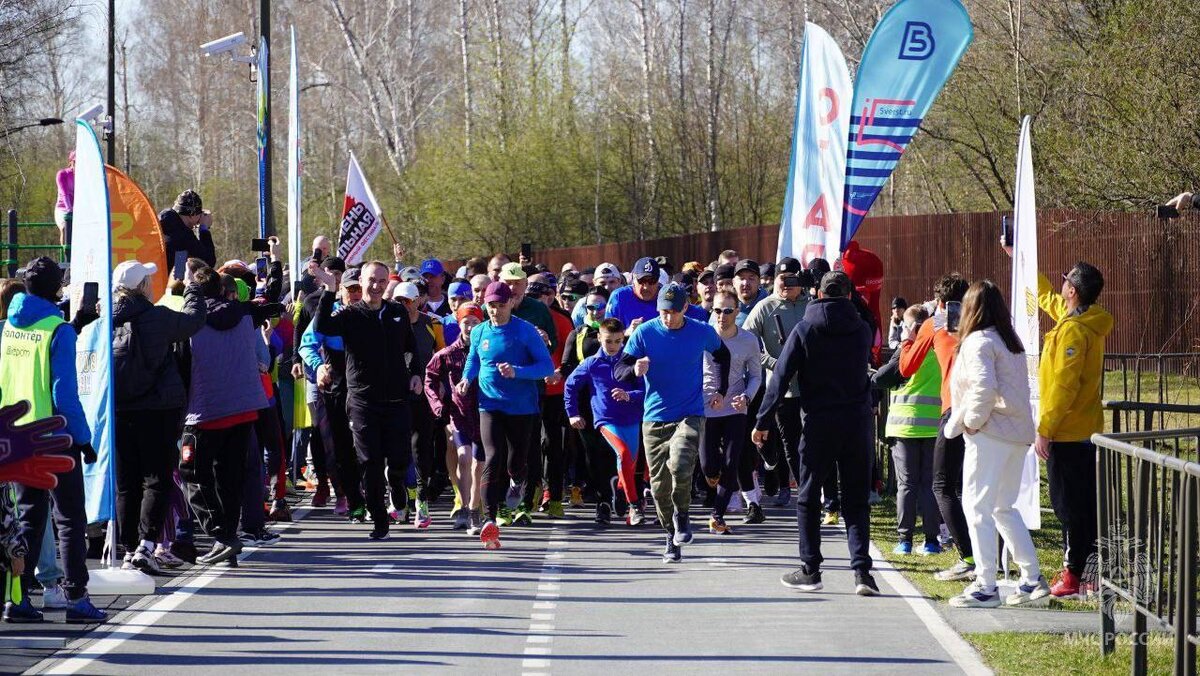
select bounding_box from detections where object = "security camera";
[76,103,105,123]
[200,32,247,58]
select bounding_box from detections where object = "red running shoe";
[480,520,501,550]
[1050,568,1081,598]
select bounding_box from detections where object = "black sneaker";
[595,502,612,525]
[662,534,681,564]
[781,565,822,591]
[742,502,765,525]
[672,511,693,546]
[169,540,198,564]
[368,526,389,540]
[855,571,880,596]
[198,543,238,566]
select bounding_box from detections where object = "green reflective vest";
[0,315,65,424]
[886,350,942,438]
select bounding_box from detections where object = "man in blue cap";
[614,282,730,564]
[441,279,476,344]
[421,259,450,317]
[606,257,706,333]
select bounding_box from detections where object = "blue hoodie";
[563,350,645,428]
[4,292,90,443]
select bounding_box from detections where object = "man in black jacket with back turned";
[753,271,879,597]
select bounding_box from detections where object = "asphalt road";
[13,503,987,675]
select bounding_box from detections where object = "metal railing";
[5,209,70,277]
[1094,427,1200,675]
[1105,353,1200,406]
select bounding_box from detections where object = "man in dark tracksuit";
[313,261,425,540]
[753,271,879,597]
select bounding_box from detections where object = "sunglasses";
[585,304,605,313]
[712,307,736,315]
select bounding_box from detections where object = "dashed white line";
[522,527,566,675]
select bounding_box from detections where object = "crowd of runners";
[0,187,1113,624]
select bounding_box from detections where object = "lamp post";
[0,118,64,139]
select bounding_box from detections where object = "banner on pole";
[842,0,973,245]
[257,35,270,239]
[1011,115,1041,530]
[337,152,384,265]
[777,22,852,266]
[73,120,115,525]
[106,166,167,301]
[287,26,303,294]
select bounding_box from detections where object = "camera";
[200,32,248,58]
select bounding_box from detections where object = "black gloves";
[75,443,97,465]
[70,306,99,335]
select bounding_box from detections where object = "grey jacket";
[184,299,268,426]
[703,327,763,418]
[112,284,207,411]
[742,293,808,398]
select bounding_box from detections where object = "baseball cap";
[734,259,760,277]
[393,281,419,300]
[420,259,444,277]
[595,262,621,280]
[819,270,852,298]
[527,281,553,297]
[759,262,775,278]
[807,258,831,286]
[776,257,802,276]
[484,281,513,303]
[341,267,363,288]
[656,282,688,312]
[632,257,660,280]
[456,302,484,323]
[320,256,347,272]
[113,260,158,291]
[715,264,736,282]
[173,189,203,216]
[697,268,715,283]
[564,279,589,296]
[448,280,473,299]
[499,262,527,281]
[398,266,421,282]
[891,296,908,310]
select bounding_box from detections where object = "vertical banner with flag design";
[287,26,302,295]
[841,0,973,245]
[1010,115,1041,530]
[257,35,270,239]
[337,152,384,265]
[72,120,115,525]
[777,22,852,266]
[106,166,167,301]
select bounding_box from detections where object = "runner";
[458,282,554,549]
[614,282,730,563]
[564,317,647,527]
[701,290,762,535]
[558,287,613,514]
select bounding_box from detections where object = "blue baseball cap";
[657,282,688,312]
[420,259,444,277]
[632,257,660,281]
[448,280,472,299]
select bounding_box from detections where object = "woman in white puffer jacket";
[944,280,1049,609]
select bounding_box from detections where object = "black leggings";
[525,395,567,506]
[934,409,973,559]
[479,410,537,519]
[116,409,180,548]
[700,414,748,517]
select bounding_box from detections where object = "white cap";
[392,281,420,300]
[595,262,620,280]
[456,265,469,279]
[113,260,158,291]
[658,269,669,286]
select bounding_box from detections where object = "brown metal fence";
[536,210,1200,356]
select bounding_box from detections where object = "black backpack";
[112,319,160,404]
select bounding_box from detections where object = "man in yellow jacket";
[1035,261,1112,599]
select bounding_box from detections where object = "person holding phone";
[158,189,216,268]
[898,273,976,585]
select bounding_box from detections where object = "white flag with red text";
[337,152,384,265]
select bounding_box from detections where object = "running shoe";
[121,551,135,570]
[349,507,367,524]
[938,523,953,548]
[708,516,732,535]
[594,502,612,525]
[3,598,44,623]
[949,581,1001,608]
[671,511,693,546]
[480,520,501,550]
[153,545,185,570]
[821,511,840,526]
[466,511,483,536]
[169,540,198,564]
[742,502,765,525]
[65,595,109,624]
[662,534,681,563]
[197,542,237,566]
[540,488,551,512]
[545,500,566,518]
[511,505,533,527]
[416,500,432,529]
[773,486,792,507]
[41,584,67,610]
[781,565,822,592]
[934,559,977,582]
[920,542,942,556]
[131,545,162,575]
[333,496,349,515]
[569,486,585,508]
[1006,576,1051,607]
[368,526,389,541]
[893,541,913,555]
[269,500,293,522]
[497,506,514,527]
[628,503,646,527]
[1049,568,1083,599]
[312,482,330,508]
[855,571,881,597]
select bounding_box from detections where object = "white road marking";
[371,563,394,573]
[40,507,313,675]
[521,528,566,675]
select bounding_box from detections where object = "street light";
[0,117,64,138]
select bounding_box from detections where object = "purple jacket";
[564,350,645,428]
[185,299,268,426]
[425,337,480,443]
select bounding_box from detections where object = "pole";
[106,0,116,163]
[260,0,275,237]
[6,210,17,278]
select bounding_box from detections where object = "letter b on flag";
[899,22,935,60]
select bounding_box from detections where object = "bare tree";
[459,0,473,158]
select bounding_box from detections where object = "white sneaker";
[154,545,185,569]
[121,551,135,570]
[41,584,67,610]
[131,545,162,575]
[1005,576,1051,607]
[466,511,482,536]
[948,581,1001,608]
